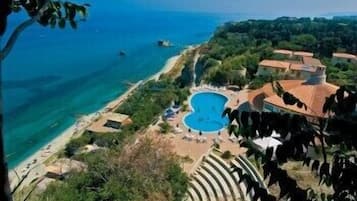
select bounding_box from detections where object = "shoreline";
[8,45,195,190]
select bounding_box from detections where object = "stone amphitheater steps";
[209,153,244,199]
[190,180,207,201]
[238,156,266,189]
[204,155,239,201]
[186,148,270,201]
[187,151,247,201]
[193,172,218,201]
[233,156,266,188]
[192,173,214,201]
[187,187,199,201]
[201,164,229,201]
[230,159,251,200]
[196,166,223,200]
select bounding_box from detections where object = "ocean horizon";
[2,3,259,168]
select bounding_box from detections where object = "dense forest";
[198,17,357,86]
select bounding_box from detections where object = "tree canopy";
[198,17,357,87]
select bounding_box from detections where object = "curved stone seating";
[186,152,247,201]
[192,173,214,201]
[205,156,239,200]
[197,167,224,200]
[209,153,244,199]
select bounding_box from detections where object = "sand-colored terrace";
[146,87,249,173]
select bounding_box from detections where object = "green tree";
[292,34,317,51]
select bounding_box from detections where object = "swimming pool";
[183,92,229,133]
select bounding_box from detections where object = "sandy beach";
[8,46,192,190]
[150,45,195,81]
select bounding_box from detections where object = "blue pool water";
[184,92,229,133]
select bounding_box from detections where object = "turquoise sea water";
[1,2,252,168]
[184,92,229,133]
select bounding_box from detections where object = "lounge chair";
[183,134,193,141]
[174,127,183,134]
[201,136,207,143]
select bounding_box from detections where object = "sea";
[1,1,264,168]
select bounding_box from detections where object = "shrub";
[64,132,94,157]
[221,151,232,159]
[159,121,172,134]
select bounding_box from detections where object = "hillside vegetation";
[198,17,357,86]
[20,78,190,201]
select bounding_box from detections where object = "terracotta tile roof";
[302,57,326,68]
[264,82,338,118]
[259,60,291,69]
[247,80,304,111]
[333,53,357,60]
[274,49,293,55]
[293,51,314,57]
[290,63,317,72]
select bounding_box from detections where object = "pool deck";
[145,87,249,173]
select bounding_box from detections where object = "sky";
[121,0,357,16]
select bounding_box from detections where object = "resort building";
[257,51,326,80]
[293,51,314,59]
[273,49,293,58]
[45,158,87,179]
[288,57,326,80]
[249,68,338,120]
[256,60,291,76]
[87,112,132,133]
[332,53,357,64]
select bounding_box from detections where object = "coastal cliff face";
[175,48,200,88]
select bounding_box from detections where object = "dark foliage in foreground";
[223,83,357,201]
